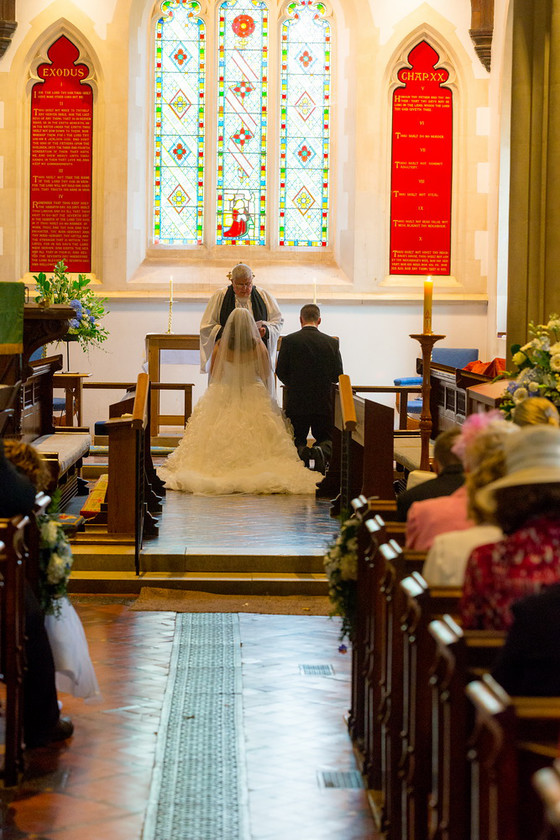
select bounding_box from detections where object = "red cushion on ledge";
[463,358,506,378]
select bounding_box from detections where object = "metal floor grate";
[317,770,364,789]
[299,664,335,677]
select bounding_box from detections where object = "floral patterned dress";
[460,515,560,630]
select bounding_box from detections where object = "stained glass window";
[216,0,268,246]
[279,1,330,247]
[153,0,333,250]
[153,0,205,245]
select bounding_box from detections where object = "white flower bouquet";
[501,314,560,419]
[38,513,74,616]
[323,518,360,641]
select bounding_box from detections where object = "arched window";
[279,1,331,247]
[152,0,332,250]
[153,0,206,245]
[216,0,268,245]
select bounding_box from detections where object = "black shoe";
[51,716,74,743]
[26,715,74,749]
[310,446,326,475]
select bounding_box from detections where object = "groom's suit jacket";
[276,326,343,417]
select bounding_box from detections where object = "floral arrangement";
[37,513,73,616]
[33,259,109,350]
[323,518,360,641]
[500,314,560,419]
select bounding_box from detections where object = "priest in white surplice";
[199,263,283,396]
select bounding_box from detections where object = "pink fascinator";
[451,410,508,464]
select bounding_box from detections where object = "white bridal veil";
[210,307,273,394]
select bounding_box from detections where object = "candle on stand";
[313,280,317,305]
[169,274,174,302]
[423,276,433,334]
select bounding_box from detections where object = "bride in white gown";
[158,308,320,495]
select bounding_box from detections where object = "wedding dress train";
[158,309,320,496]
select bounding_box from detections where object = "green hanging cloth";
[0,282,25,354]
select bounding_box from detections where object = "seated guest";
[512,395,560,427]
[422,412,515,585]
[460,425,560,631]
[5,440,100,702]
[396,427,464,521]
[0,438,74,748]
[492,584,560,696]
[406,482,471,551]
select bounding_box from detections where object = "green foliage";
[33,259,109,351]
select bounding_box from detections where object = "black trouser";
[289,414,333,459]
[24,584,60,746]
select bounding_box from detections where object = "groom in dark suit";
[276,304,343,473]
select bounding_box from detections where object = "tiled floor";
[1,494,377,839]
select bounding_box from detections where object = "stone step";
[71,545,325,574]
[68,570,328,596]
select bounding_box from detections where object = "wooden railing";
[86,373,165,573]
[337,374,357,520]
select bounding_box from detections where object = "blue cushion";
[407,399,422,413]
[53,397,66,411]
[393,376,422,387]
[432,347,478,369]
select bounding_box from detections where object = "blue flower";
[69,299,83,329]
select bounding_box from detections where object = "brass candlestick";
[409,332,446,470]
[166,296,173,334]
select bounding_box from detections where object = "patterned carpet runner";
[142,614,249,840]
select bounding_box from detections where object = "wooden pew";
[465,675,560,840]
[0,516,28,786]
[397,575,501,840]
[327,388,419,514]
[428,616,470,840]
[399,572,433,840]
[348,504,373,749]
[0,381,21,437]
[376,539,408,838]
[367,498,398,519]
[0,304,91,509]
[84,373,164,573]
[465,675,520,840]
[362,516,388,801]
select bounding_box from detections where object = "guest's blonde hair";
[452,411,518,524]
[3,439,51,491]
[512,396,560,428]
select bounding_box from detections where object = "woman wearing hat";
[460,424,560,631]
[422,411,514,586]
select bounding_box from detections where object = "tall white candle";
[423,276,433,334]
[313,280,317,305]
[169,274,174,303]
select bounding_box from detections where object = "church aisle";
[0,600,377,839]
